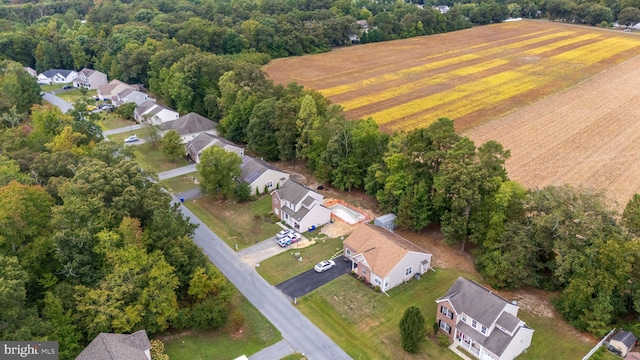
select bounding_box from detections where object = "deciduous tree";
[160,130,184,160]
[197,146,242,199]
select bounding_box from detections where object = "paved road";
[175,196,352,360]
[248,339,294,360]
[158,164,197,180]
[103,124,145,136]
[276,260,351,299]
[42,93,73,113]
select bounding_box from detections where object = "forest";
[2,0,640,358]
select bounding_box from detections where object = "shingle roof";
[437,277,511,331]
[273,179,314,205]
[496,311,520,333]
[79,68,96,77]
[75,330,151,360]
[240,156,285,185]
[612,331,638,348]
[186,132,216,154]
[456,319,526,357]
[344,223,431,277]
[162,112,217,135]
[42,69,75,78]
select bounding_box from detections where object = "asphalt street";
[42,92,73,113]
[157,164,197,180]
[175,196,352,360]
[276,259,351,299]
[103,124,145,136]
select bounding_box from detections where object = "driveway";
[176,196,351,359]
[237,236,310,266]
[276,259,351,299]
[157,164,197,180]
[42,93,73,113]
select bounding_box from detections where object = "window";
[374,277,382,285]
[481,326,487,335]
[266,181,273,188]
[472,320,477,328]
[461,314,467,323]
[439,320,451,334]
[384,278,389,287]
[405,266,413,276]
[440,306,453,319]
[285,213,289,219]
[345,248,351,256]
[362,268,367,275]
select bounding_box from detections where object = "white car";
[124,135,139,143]
[314,260,336,273]
[276,229,294,240]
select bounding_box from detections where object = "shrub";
[437,333,451,347]
[374,285,381,292]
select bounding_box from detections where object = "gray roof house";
[134,102,179,125]
[37,69,78,85]
[72,68,108,89]
[272,179,332,232]
[185,133,244,163]
[436,277,534,360]
[374,213,397,230]
[609,330,637,357]
[113,88,155,107]
[240,156,289,195]
[75,329,151,360]
[344,223,432,292]
[162,112,218,143]
[97,80,139,101]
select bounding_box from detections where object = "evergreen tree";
[399,306,425,353]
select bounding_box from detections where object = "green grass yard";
[55,88,96,103]
[164,295,281,360]
[98,113,134,130]
[129,142,190,175]
[184,195,281,250]
[160,172,201,194]
[257,236,345,285]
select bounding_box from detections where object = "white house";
[72,68,108,89]
[271,179,332,232]
[186,133,244,163]
[23,67,37,78]
[113,88,155,107]
[37,69,78,85]
[240,156,289,195]
[436,277,534,360]
[97,79,139,101]
[134,102,179,125]
[162,112,217,143]
[343,223,432,292]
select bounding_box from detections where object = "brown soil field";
[466,54,640,211]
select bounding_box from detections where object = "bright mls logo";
[0,342,58,360]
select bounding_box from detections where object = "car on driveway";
[276,229,294,240]
[287,232,302,243]
[124,135,139,143]
[277,237,292,247]
[314,260,336,273]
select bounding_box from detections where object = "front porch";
[455,330,481,358]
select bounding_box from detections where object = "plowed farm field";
[264,21,640,209]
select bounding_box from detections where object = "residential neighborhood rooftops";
[240,156,282,184]
[41,69,76,78]
[162,112,217,135]
[274,179,314,206]
[75,329,151,360]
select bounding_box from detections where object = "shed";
[610,331,637,357]
[374,213,397,230]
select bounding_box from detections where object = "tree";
[197,146,242,198]
[0,60,41,116]
[161,130,184,160]
[623,194,640,236]
[618,7,640,27]
[115,102,137,120]
[42,292,82,360]
[399,306,425,353]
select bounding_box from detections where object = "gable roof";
[186,132,217,154]
[344,223,431,277]
[79,68,96,77]
[437,277,511,329]
[75,330,151,360]
[42,69,76,78]
[162,112,217,135]
[240,156,285,185]
[612,331,638,348]
[98,80,135,98]
[273,179,314,205]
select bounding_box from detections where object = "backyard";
[160,172,201,194]
[184,195,281,250]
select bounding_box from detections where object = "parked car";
[314,260,336,273]
[276,229,294,240]
[287,232,302,243]
[62,85,73,90]
[277,238,292,247]
[124,135,139,143]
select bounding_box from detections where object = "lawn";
[257,235,344,284]
[164,295,281,360]
[160,172,201,194]
[108,125,155,142]
[296,267,612,360]
[128,142,190,175]
[98,112,134,130]
[56,88,97,104]
[39,84,60,92]
[184,195,281,249]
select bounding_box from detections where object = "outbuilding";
[374,213,397,231]
[609,330,637,357]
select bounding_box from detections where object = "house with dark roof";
[272,179,332,232]
[37,69,78,85]
[113,88,154,107]
[185,133,244,163]
[343,223,432,292]
[436,277,534,360]
[134,102,179,125]
[162,112,217,143]
[609,330,637,357]
[75,329,151,360]
[72,68,108,89]
[240,156,289,195]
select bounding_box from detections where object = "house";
[75,329,151,360]
[356,20,369,31]
[97,80,139,101]
[436,277,534,360]
[435,5,450,13]
[134,102,179,125]
[23,67,37,77]
[609,330,637,357]
[343,223,432,292]
[37,69,78,85]
[272,179,332,232]
[240,156,289,195]
[162,112,217,143]
[186,133,244,163]
[374,213,397,231]
[72,68,108,89]
[113,88,155,107]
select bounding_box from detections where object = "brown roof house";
[271,179,332,233]
[75,330,151,360]
[343,223,432,292]
[97,80,139,101]
[436,277,534,360]
[162,112,218,143]
[72,68,108,89]
[186,133,244,163]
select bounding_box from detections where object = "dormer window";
[481,325,487,335]
[461,314,467,323]
[472,320,477,328]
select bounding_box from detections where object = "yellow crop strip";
[552,37,640,63]
[524,34,601,55]
[339,59,509,111]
